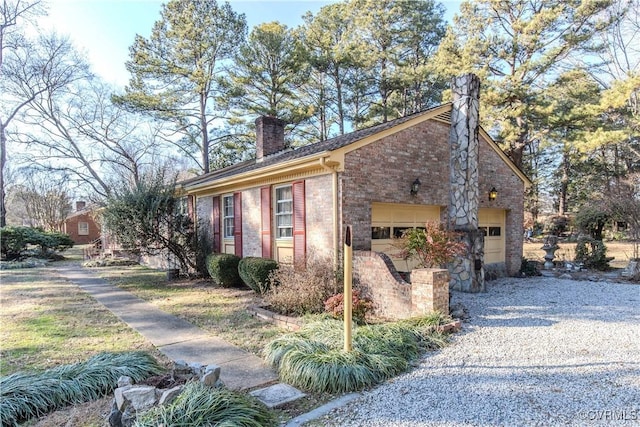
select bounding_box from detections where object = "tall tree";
[13,172,72,231]
[543,69,603,215]
[348,0,446,125]
[229,22,309,124]
[0,0,45,227]
[435,0,615,169]
[114,0,247,174]
[301,1,356,139]
[12,66,167,198]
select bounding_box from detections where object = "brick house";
[63,201,101,245]
[181,103,531,281]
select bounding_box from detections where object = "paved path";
[52,265,277,391]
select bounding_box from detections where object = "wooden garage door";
[479,208,506,264]
[371,203,441,272]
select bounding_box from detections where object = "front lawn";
[93,265,283,355]
[0,267,167,377]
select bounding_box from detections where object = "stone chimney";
[448,73,485,293]
[256,116,286,161]
[76,201,86,211]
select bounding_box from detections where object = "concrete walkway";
[53,265,278,391]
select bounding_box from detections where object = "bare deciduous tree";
[0,0,45,227]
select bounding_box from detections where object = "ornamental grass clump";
[264,316,450,393]
[133,381,276,427]
[0,352,162,426]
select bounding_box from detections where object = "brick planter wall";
[353,251,449,320]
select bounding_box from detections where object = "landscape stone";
[117,376,133,388]
[119,385,157,412]
[249,383,306,408]
[158,385,183,406]
[201,365,221,385]
[114,385,133,411]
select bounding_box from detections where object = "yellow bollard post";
[344,225,353,352]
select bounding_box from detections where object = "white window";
[78,222,89,236]
[223,195,234,238]
[275,185,293,238]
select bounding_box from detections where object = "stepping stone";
[249,383,306,408]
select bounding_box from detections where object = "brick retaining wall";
[353,251,449,320]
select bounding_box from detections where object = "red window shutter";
[233,192,242,257]
[187,195,195,220]
[212,196,221,253]
[261,186,272,258]
[292,180,306,265]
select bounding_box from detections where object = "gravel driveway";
[315,277,640,426]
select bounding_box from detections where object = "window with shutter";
[212,196,221,253]
[261,186,272,258]
[275,185,293,239]
[233,192,242,257]
[292,181,306,265]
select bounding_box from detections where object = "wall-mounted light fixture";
[410,178,421,196]
[488,186,498,201]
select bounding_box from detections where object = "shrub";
[0,226,74,260]
[392,221,467,268]
[134,381,276,427]
[206,253,242,288]
[544,215,570,236]
[324,290,374,324]
[265,257,339,315]
[0,352,162,426]
[238,257,278,293]
[519,257,540,277]
[574,237,612,270]
[575,205,609,240]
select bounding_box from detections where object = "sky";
[37,0,463,88]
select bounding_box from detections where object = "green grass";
[0,268,165,376]
[94,265,282,355]
[0,352,163,426]
[264,315,451,393]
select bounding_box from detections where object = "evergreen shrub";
[238,257,278,293]
[206,253,242,287]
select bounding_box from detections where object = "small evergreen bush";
[206,253,242,287]
[0,226,74,260]
[238,257,278,293]
[265,257,339,315]
[519,257,541,276]
[574,237,612,270]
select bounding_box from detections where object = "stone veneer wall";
[353,251,449,320]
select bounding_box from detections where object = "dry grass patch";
[0,267,165,377]
[93,266,283,355]
[523,240,636,269]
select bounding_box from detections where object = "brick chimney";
[256,116,285,161]
[76,201,86,211]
